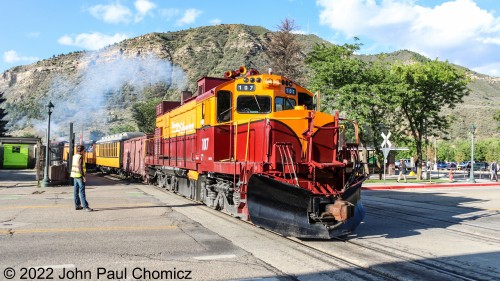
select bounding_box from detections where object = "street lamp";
[468,124,476,183]
[40,101,54,187]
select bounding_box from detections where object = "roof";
[96,132,145,143]
[0,137,41,145]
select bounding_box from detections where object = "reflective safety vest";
[70,154,86,178]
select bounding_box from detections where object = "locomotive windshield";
[236,95,271,114]
[275,97,296,112]
[298,92,314,110]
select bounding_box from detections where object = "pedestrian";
[70,145,93,212]
[491,161,498,182]
[466,162,471,178]
[397,159,407,183]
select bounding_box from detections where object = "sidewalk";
[0,169,38,188]
[363,172,500,190]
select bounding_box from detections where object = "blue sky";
[1,0,500,76]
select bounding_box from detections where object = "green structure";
[3,144,28,168]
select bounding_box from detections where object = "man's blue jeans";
[74,178,89,209]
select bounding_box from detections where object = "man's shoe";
[84,208,93,212]
[75,206,83,210]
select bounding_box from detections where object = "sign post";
[381,132,392,184]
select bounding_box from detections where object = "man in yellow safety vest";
[70,145,92,211]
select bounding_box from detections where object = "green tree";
[454,140,470,163]
[306,42,398,174]
[494,110,500,131]
[109,124,136,134]
[391,60,470,179]
[0,91,9,136]
[131,98,161,133]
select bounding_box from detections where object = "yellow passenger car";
[95,132,144,173]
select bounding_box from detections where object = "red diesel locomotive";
[98,66,366,239]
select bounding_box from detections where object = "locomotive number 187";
[201,138,209,151]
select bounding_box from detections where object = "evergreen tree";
[0,91,8,136]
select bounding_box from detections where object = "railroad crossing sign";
[381,131,392,161]
[381,132,392,148]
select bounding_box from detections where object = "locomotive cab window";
[236,95,271,114]
[298,92,313,110]
[217,90,232,123]
[275,97,296,112]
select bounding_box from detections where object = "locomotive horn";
[224,66,248,79]
[239,66,247,75]
[224,70,236,79]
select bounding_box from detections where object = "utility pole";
[468,125,476,183]
[40,101,54,187]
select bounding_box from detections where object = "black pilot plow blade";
[247,174,365,239]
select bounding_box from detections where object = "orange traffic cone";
[449,169,454,182]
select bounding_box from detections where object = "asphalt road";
[1,170,500,281]
[0,174,280,281]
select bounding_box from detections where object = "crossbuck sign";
[381,131,392,162]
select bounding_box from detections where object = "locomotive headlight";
[273,79,281,86]
[265,78,273,86]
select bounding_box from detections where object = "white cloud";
[57,32,128,50]
[88,3,132,24]
[210,18,222,25]
[292,30,308,35]
[473,63,500,76]
[4,50,39,63]
[160,8,179,20]
[176,9,202,26]
[134,0,156,22]
[317,0,500,76]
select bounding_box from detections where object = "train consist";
[75,67,366,238]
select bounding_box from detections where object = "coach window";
[275,97,296,112]
[237,95,271,114]
[298,92,313,110]
[217,90,232,123]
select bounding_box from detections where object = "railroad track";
[154,184,497,280]
[100,175,498,280]
[366,204,500,244]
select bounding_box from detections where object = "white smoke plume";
[37,52,187,141]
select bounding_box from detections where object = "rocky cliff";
[0,24,498,140]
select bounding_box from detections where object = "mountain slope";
[0,24,498,139]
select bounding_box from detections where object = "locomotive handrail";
[338,118,360,145]
[215,119,237,162]
[245,117,262,163]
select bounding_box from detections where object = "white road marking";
[193,254,237,260]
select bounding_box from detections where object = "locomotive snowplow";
[247,173,366,238]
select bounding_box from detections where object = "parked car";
[457,161,469,170]
[436,161,448,169]
[473,161,489,171]
[395,159,411,171]
[447,162,457,170]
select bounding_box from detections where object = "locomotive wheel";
[157,174,167,188]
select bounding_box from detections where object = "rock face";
[0,24,498,139]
